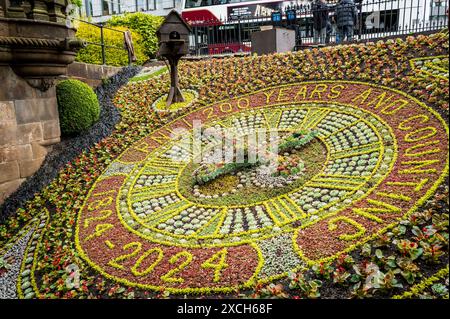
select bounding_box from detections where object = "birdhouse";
[157,10,192,56]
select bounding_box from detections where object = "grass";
[129,66,168,82]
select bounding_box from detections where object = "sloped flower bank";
[0,32,448,299]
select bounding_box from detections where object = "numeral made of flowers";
[108,242,143,270]
[84,224,114,242]
[202,107,216,120]
[160,251,193,284]
[87,196,113,212]
[131,247,164,277]
[83,210,113,228]
[107,244,231,284]
[200,248,229,283]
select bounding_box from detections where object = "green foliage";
[107,12,164,58]
[311,262,334,280]
[277,130,319,154]
[193,130,318,185]
[129,66,168,82]
[288,272,322,298]
[396,239,423,260]
[69,0,83,7]
[253,283,289,299]
[75,22,147,66]
[0,257,11,270]
[431,283,448,296]
[193,162,255,185]
[56,80,100,136]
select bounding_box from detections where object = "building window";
[102,0,109,15]
[92,0,102,16]
[163,0,176,9]
[121,0,137,13]
[83,0,94,17]
[147,0,156,10]
[112,0,120,14]
[430,0,448,19]
[137,0,145,11]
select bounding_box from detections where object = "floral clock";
[76,81,448,294]
[152,89,199,114]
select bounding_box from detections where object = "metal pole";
[100,23,106,65]
[238,15,242,46]
[358,2,363,40]
[195,26,199,56]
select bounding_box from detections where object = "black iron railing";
[73,18,133,65]
[187,0,449,56]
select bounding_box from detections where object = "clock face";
[76,81,449,293]
[117,103,392,247]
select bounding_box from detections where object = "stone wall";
[66,62,122,88]
[0,62,124,204]
[0,65,60,203]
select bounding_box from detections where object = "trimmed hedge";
[0,66,141,221]
[56,79,100,136]
[107,12,164,59]
[75,23,147,66]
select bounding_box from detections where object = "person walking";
[312,0,329,45]
[335,0,358,43]
[325,20,332,44]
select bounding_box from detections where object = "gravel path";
[135,65,166,78]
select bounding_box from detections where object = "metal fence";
[74,19,133,65]
[188,0,449,55]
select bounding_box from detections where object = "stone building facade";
[0,61,122,204]
[0,1,84,204]
[0,66,61,203]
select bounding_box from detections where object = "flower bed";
[152,89,198,114]
[0,32,448,299]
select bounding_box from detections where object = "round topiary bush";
[56,79,100,135]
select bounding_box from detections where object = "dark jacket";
[312,0,329,30]
[335,0,357,27]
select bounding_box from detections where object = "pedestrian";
[312,0,329,45]
[335,0,358,43]
[325,20,332,44]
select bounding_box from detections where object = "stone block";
[14,99,40,124]
[0,126,17,147]
[0,101,16,128]
[67,62,88,78]
[31,142,48,159]
[15,123,43,144]
[102,66,120,78]
[42,120,60,140]
[33,85,56,99]
[0,66,34,101]
[0,144,33,163]
[251,27,296,55]
[86,63,102,80]
[0,178,25,204]
[41,137,60,146]
[19,156,45,178]
[36,97,59,121]
[0,161,20,183]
